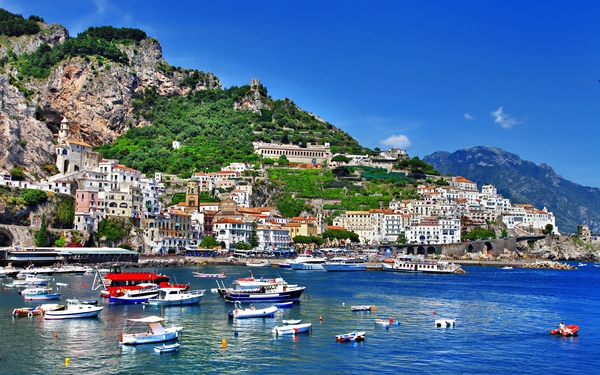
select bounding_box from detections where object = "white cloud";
[94,0,108,13]
[464,113,474,120]
[380,134,411,149]
[490,106,519,129]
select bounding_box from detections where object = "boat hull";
[154,343,180,353]
[44,307,103,320]
[224,287,305,303]
[145,296,202,306]
[229,305,278,319]
[273,323,311,335]
[322,264,366,272]
[121,327,183,345]
[290,263,324,270]
[24,293,62,301]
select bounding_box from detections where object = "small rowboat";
[12,307,44,317]
[272,323,312,335]
[275,301,293,308]
[375,318,400,326]
[282,319,302,325]
[335,331,366,342]
[550,324,579,337]
[154,343,181,353]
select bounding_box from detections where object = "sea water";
[0,263,598,374]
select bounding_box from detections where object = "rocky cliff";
[0,21,220,180]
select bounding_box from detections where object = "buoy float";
[372,306,376,311]
[222,339,226,349]
[54,332,58,338]
[65,358,69,367]
[434,310,436,315]
[82,284,86,287]
[119,333,123,345]
[319,316,323,322]
[234,331,238,337]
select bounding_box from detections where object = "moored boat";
[351,305,373,311]
[192,271,226,278]
[275,301,294,308]
[144,288,205,306]
[288,254,327,270]
[272,323,312,335]
[44,299,104,319]
[322,257,367,272]
[335,331,365,342]
[12,274,49,287]
[12,306,44,317]
[154,342,181,353]
[119,316,183,345]
[109,283,160,304]
[381,255,461,274]
[435,318,456,327]
[94,264,189,298]
[246,260,272,268]
[228,301,278,319]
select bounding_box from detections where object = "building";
[253,141,332,164]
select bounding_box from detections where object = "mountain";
[0,10,367,180]
[423,146,600,234]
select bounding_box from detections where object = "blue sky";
[4,0,599,187]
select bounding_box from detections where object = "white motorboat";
[109,283,160,304]
[381,255,461,274]
[144,288,205,306]
[288,254,327,270]
[21,287,61,301]
[435,318,456,327]
[322,257,367,272]
[228,301,278,319]
[272,323,311,335]
[335,331,365,342]
[246,260,272,268]
[12,274,49,287]
[282,319,302,325]
[120,316,183,345]
[44,299,104,319]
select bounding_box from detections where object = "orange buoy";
[222,339,227,349]
[319,316,323,322]
[434,310,437,315]
[82,284,87,287]
[389,317,394,324]
[54,332,59,338]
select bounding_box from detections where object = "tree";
[248,222,259,248]
[397,232,407,245]
[542,224,554,235]
[200,236,218,248]
[331,155,351,163]
[277,154,289,166]
[34,213,49,247]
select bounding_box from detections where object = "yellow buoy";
[222,339,226,349]
[65,358,69,367]
[372,306,376,311]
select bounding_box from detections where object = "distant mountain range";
[423,146,600,234]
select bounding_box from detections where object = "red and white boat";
[550,325,579,336]
[192,271,226,278]
[335,331,366,342]
[93,264,189,298]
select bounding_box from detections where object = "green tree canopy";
[200,236,218,248]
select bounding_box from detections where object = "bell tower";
[186,178,200,209]
[58,117,70,142]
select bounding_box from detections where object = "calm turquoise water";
[1,263,599,374]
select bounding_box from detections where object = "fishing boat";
[246,260,272,268]
[66,298,98,305]
[109,283,160,304]
[272,323,312,335]
[44,299,104,319]
[93,264,189,298]
[12,274,49,287]
[381,255,461,274]
[288,254,327,270]
[228,301,278,319]
[154,343,181,353]
[219,278,306,303]
[351,305,373,311]
[322,257,367,272]
[550,324,579,336]
[119,316,183,345]
[435,318,456,327]
[335,331,366,342]
[192,272,226,278]
[22,288,62,301]
[144,288,205,306]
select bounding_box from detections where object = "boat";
[275,301,294,308]
[66,298,98,305]
[335,331,366,342]
[12,274,49,287]
[502,266,513,270]
[154,343,181,354]
[322,257,367,272]
[435,318,456,327]
[288,254,327,270]
[119,316,183,345]
[381,255,461,274]
[375,318,400,326]
[15,265,56,277]
[0,267,6,278]
[144,288,206,306]
[44,299,104,319]
[594,262,600,268]
[109,283,160,304]
[192,272,226,278]
[272,323,312,335]
[550,324,579,336]
[219,277,306,303]
[351,305,373,311]
[12,306,45,317]
[282,319,302,325]
[38,303,66,312]
[228,301,278,319]
[277,261,292,269]
[246,260,272,268]
[93,264,189,298]
[578,263,586,267]
[21,288,62,301]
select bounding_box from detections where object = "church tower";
[186,177,200,209]
[58,117,70,142]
